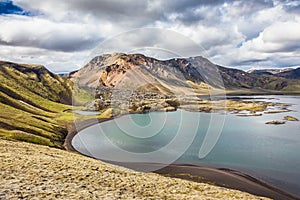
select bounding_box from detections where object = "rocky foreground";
[0,139,269,200]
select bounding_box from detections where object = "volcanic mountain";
[248,68,300,80]
[69,53,300,95]
[247,68,293,76]
[275,67,300,79]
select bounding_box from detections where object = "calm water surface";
[73,95,300,196]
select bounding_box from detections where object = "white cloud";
[0,0,298,72]
[237,18,300,67]
[0,45,90,72]
[0,15,106,51]
[263,21,300,43]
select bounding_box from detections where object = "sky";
[0,0,300,72]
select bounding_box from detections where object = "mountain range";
[69,53,300,95]
[248,68,300,79]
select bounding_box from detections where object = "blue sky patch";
[0,0,31,16]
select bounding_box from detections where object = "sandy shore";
[1,138,271,199]
[156,165,299,200]
[64,117,300,200]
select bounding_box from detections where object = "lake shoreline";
[0,138,271,199]
[64,115,300,200]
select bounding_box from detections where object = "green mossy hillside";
[0,61,82,148]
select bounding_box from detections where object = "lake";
[72,110,101,116]
[72,95,300,197]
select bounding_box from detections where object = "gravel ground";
[0,139,269,200]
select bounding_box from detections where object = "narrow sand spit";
[0,139,269,200]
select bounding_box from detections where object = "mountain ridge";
[276,67,300,79]
[0,60,73,104]
[0,60,75,147]
[69,53,300,94]
[247,68,294,75]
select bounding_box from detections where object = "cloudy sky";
[0,0,300,72]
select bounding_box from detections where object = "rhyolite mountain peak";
[69,53,300,94]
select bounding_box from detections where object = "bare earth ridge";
[0,139,269,200]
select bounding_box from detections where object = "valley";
[0,54,299,199]
[1,53,299,147]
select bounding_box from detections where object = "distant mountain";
[247,68,293,76]
[275,68,300,79]
[248,67,300,80]
[56,72,70,77]
[69,53,300,94]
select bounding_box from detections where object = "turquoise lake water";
[72,95,300,196]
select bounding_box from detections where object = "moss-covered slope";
[0,61,75,148]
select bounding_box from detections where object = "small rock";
[284,116,299,121]
[265,120,285,125]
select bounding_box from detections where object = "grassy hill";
[0,61,80,148]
